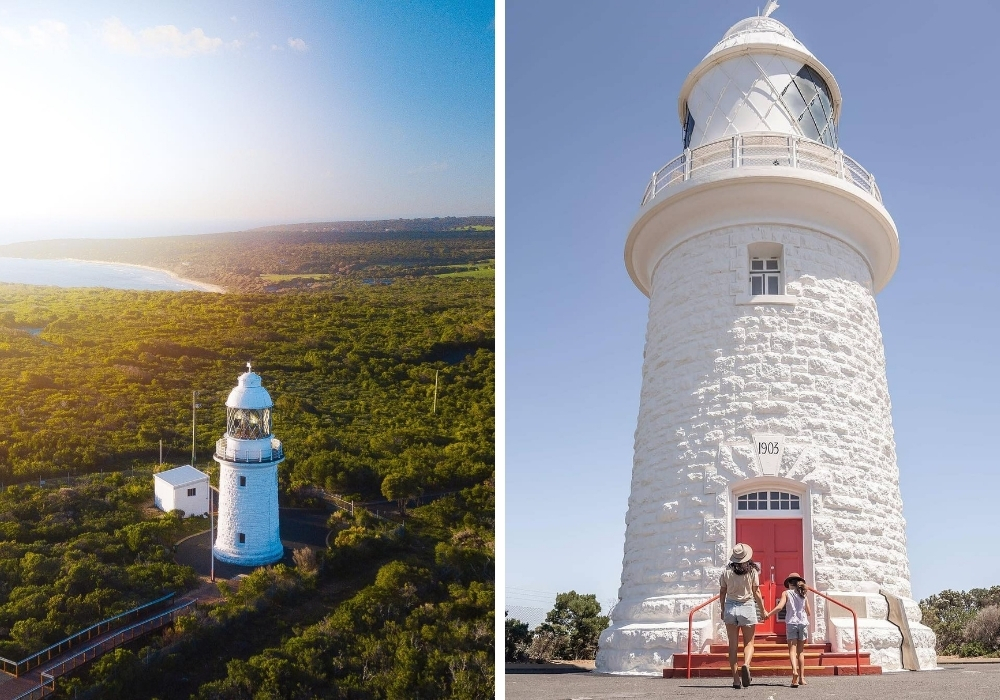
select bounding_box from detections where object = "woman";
[765,573,812,687]
[719,543,767,689]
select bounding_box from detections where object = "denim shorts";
[785,623,808,641]
[723,599,758,626]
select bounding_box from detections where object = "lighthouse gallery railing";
[641,132,882,207]
[215,437,284,463]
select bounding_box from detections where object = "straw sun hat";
[783,572,805,587]
[729,543,753,563]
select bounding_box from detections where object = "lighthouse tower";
[213,365,284,566]
[597,9,937,675]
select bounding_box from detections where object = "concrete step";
[707,642,830,653]
[675,651,871,669]
[663,664,882,679]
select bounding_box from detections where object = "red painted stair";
[663,634,882,678]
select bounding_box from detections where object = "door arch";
[731,479,811,637]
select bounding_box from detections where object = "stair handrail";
[686,594,720,679]
[806,586,861,676]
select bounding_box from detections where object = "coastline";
[0,257,226,293]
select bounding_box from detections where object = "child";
[764,573,812,687]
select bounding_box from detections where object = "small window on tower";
[239,476,247,487]
[238,533,246,544]
[748,243,783,296]
[187,488,196,497]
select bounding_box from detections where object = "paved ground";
[175,508,329,580]
[506,664,1000,700]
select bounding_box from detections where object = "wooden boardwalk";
[0,598,196,700]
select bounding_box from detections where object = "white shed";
[154,465,209,518]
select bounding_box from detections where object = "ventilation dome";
[706,15,807,60]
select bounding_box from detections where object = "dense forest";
[0,475,195,660]
[0,223,494,698]
[0,279,493,496]
[0,218,494,293]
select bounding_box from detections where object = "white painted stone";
[829,617,903,671]
[213,371,284,566]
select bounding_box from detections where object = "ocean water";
[0,258,213,292]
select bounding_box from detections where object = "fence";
[4,465,158,492]
[305,488,398,524]
[8,600,196,700]
[641,132,882,207]
[0,593,176,677]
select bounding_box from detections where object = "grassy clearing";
[437,267,494,279]
[435,260,495,279]
[260,273,334,282]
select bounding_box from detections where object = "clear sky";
[0,0,494,243]
[507,0,1000,617]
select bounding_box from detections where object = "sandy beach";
[64,258,228,293]
[0,257,226,293]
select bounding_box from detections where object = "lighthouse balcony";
[641,132,881,207]
[215,437,283,464]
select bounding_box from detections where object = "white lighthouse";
[597,8,937,675]
[213,365,284,566]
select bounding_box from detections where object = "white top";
[226,371,274,409]
[785,589,808,626]
[719,567,760,603]
[154,465,209,488]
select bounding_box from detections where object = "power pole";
[432,370,439,414]
[210,484,215,582]
[191,391,197,468]
[159,439,163,467]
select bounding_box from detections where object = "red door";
[735,519,803,635]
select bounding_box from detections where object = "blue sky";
[506,0,1000,615]
[0,0,494,242]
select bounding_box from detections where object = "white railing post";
[789,135,797,168]
[837,149,845,179]
[868,172,876,196]
[732,135,740,169]
[682,148,692,181]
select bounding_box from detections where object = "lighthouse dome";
[678,13,842,150]
[226,371,273,410]
[708,16,805,58]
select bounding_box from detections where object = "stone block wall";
[598,223,923,674]
[214,460,283,566]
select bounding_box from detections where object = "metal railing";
[215,437,284,464]
[808,586,861,676]
[311,489,396,524]
[10,676,53,700]
[685,594,720,679]
[0,593,176,677]
[641,132,882,207]
[7,600,195,700]
[682,588,861,678]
